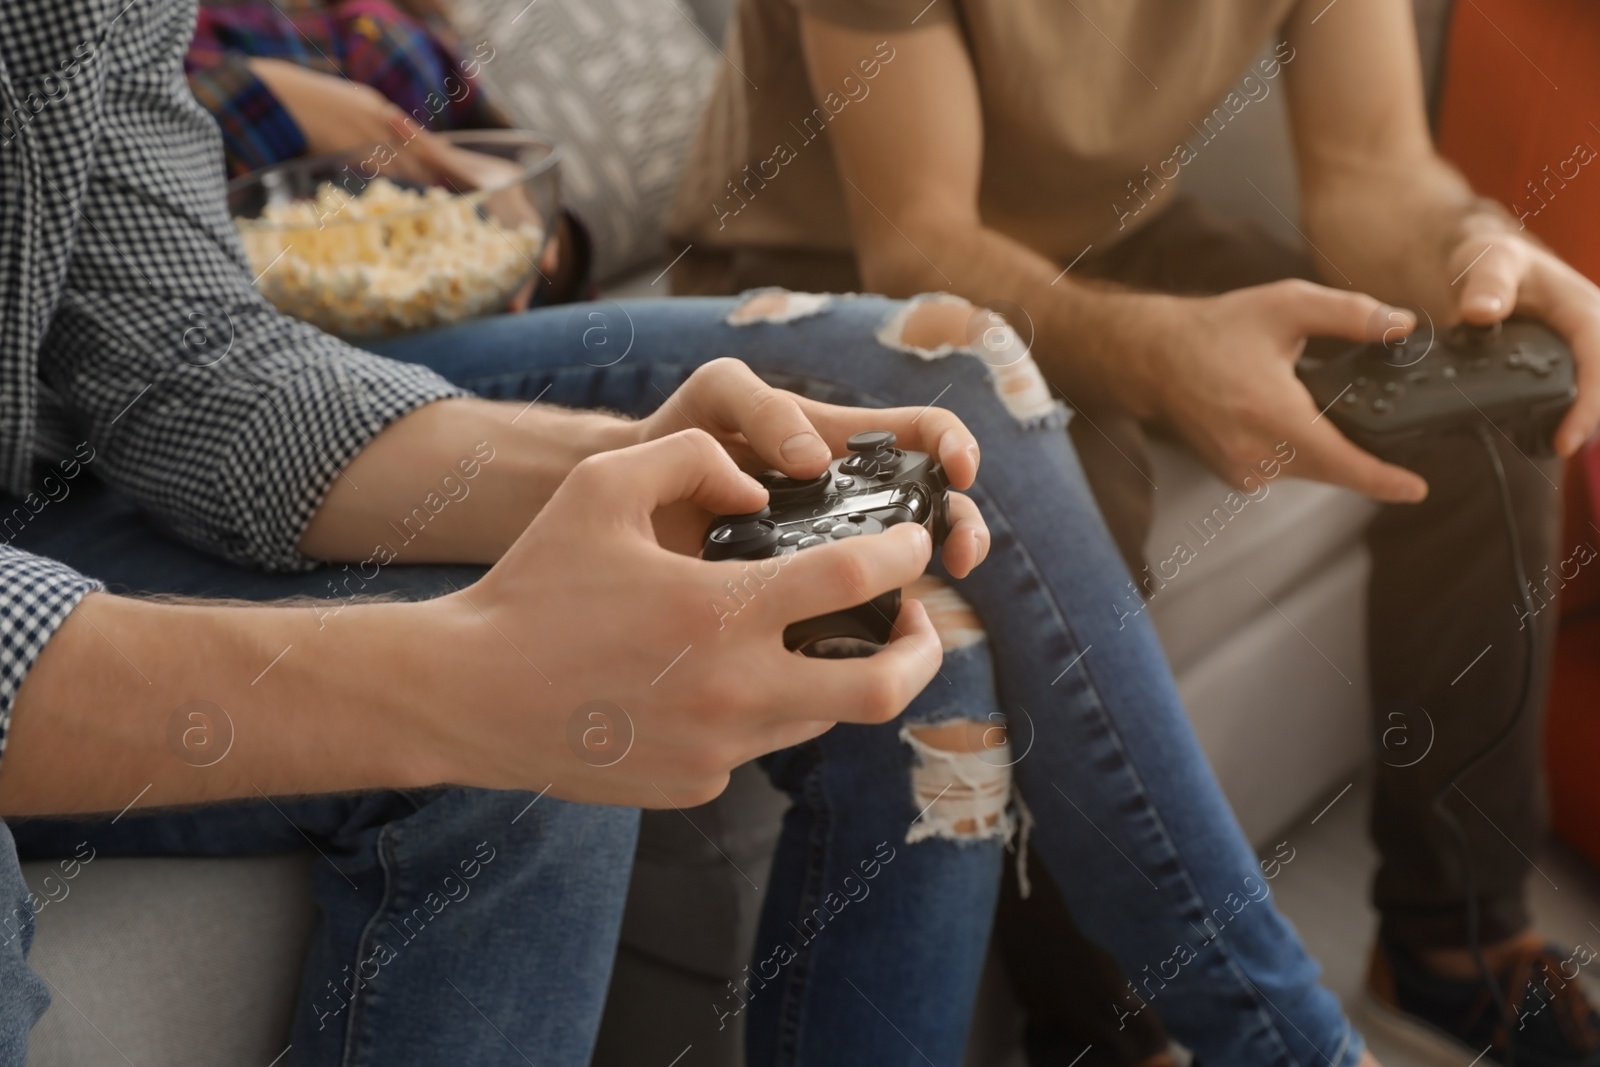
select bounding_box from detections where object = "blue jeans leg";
[368,311,1004,1067]
[0,822,50,1064]
[369,295,1364,1067]
[746,641,1004,1067]
[7,504,638,1067]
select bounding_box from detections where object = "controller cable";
[1426,422,1538,1065]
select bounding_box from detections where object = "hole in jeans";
[876,294,1064,427]
[726,289,832,325]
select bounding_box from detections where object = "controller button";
[1442,365,1458,380]
[835,475,855,489]
[811,519,834,533]
[1406,370,1430,384]
[1371,398,1392,414]
[1531,360,1552,377]
[779,531,805,546]
[1341,392,1359,406]
[1382,381,1401,394]
[1355,376,1370,387]
[1472,356,1491,371]
[797,535,827,549]
[829,523,861,538]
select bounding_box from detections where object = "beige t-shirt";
[668,0,1301,288]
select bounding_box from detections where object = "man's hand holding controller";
[427,360,988,808]
[6,360,987,816]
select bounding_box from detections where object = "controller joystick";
[841,430,904,478]
[756,469,832,506]
[701,430,950,653]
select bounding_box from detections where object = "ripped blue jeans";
[369,292,1364,1067]
[7,294,1360,1067]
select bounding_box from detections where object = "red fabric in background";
[1436,0,1600,281]
[1435,0,1600,868]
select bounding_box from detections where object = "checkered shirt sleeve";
[0,0,468,748]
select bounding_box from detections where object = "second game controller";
[1295,316,1576,458]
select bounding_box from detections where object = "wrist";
[385,591,560,793]
[1049,287,1190,420]
[349,597,472,790]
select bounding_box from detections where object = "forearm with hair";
[861,218,1173,417]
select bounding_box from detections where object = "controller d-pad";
[797,535,827,549]
[828,523,861,538]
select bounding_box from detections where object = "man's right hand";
[423,429,945,809]
[1135,279,1430,504]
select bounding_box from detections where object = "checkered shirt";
[0,0,466,749]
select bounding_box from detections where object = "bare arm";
[1284,0,1600,455]
[801,13,1426,500]
[1,362,989,816]
[798,14,1163,416]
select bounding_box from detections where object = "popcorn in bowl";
[235,177,544,338]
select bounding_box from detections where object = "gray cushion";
[449,0,721,282]
[24,855,314,1067]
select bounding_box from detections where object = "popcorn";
[236,178,543,337]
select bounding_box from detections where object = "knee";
[726,289,832,325]
[902,576,1015,844]
[876,294,1063,426]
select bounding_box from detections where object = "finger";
[1261,279,1415,347]
[673,359,834,473]
[1291,417,1428,503]
[1553,317,1600,456]
[939,492,988,578]
[789,397,980,489]
[1455,241,1528,325]
[779,599,943,725]
[1507,260,1600,456]
[567,429,766,533]
[751,521,933,627]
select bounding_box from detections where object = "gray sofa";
[24,2,1450,1064]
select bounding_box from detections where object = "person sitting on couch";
[5,2,1388,1064]
[668,1,1600,1064]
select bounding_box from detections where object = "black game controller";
[702,431,951,653]
[1295,316,1576,458]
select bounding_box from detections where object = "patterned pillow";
[447,0,720,282]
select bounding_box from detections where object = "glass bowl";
[229,130,560,339]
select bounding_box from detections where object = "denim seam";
[340,820,403,1067]
[770,742,834,1066]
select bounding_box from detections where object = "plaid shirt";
[0,0,466,756]
[186,0,504,176]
